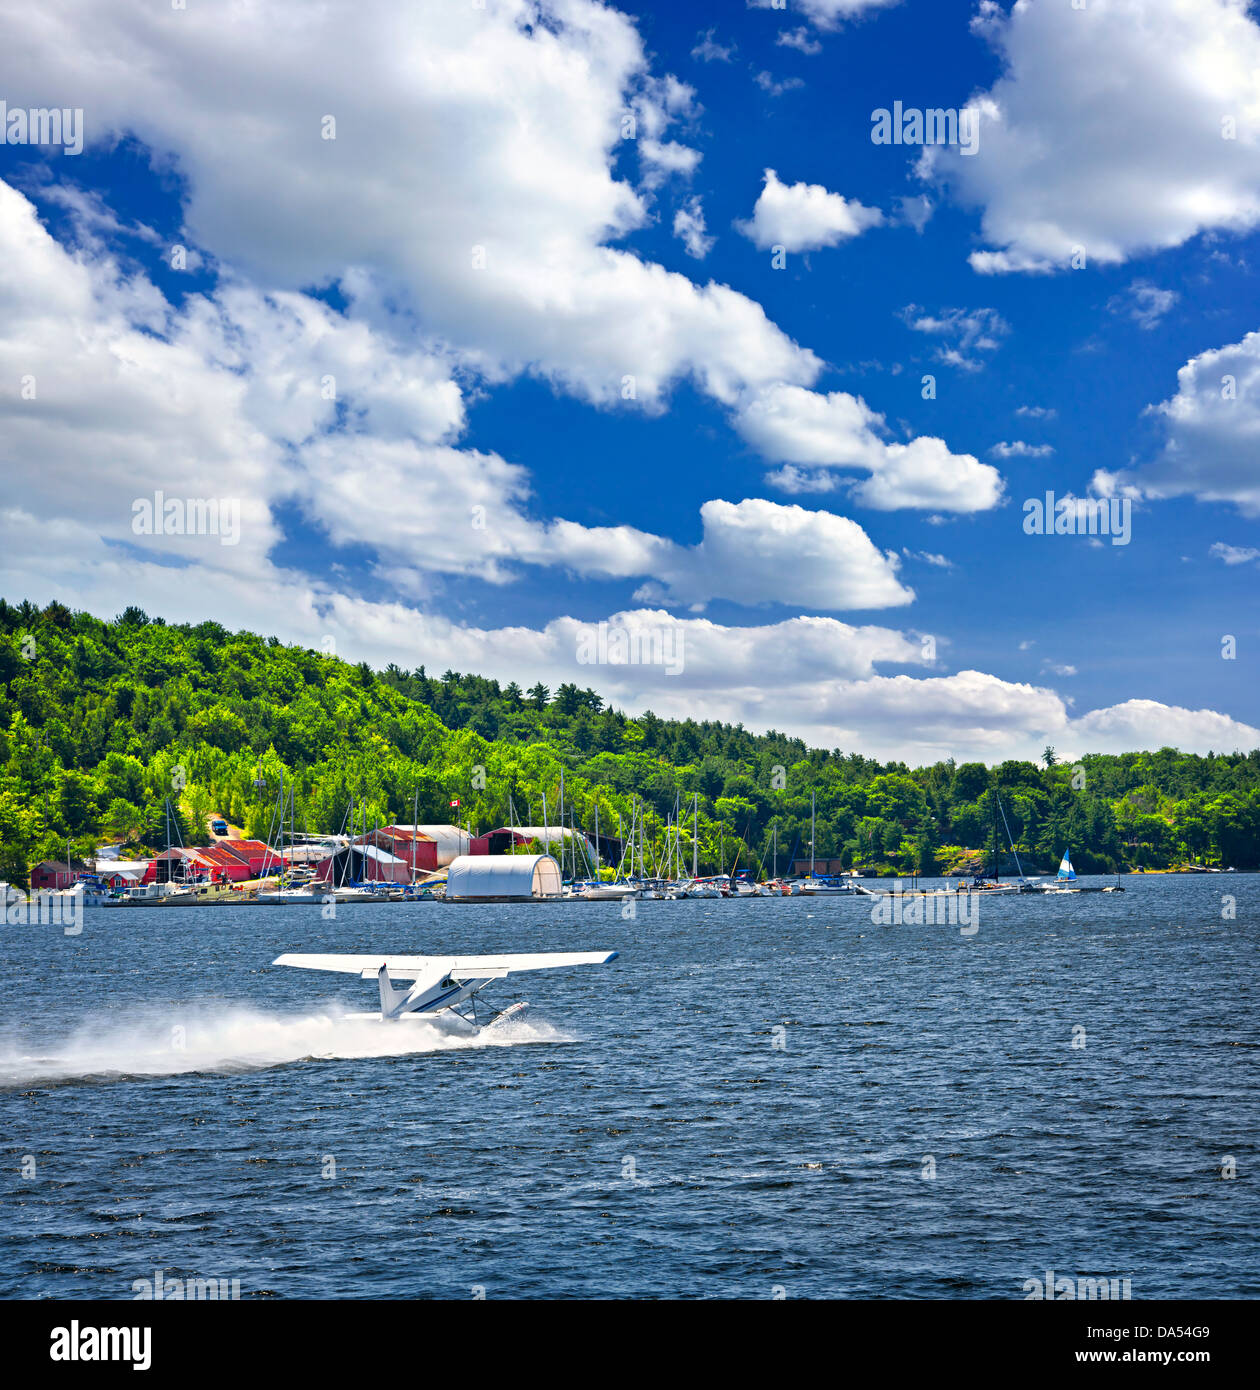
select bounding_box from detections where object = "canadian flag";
[450,798,461,808]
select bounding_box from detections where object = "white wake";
[0,1004,573,1087]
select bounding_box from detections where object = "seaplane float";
[272,949,619,1033]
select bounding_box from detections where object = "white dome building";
[445,854,563,901]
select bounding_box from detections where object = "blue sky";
[1,0,1258,762]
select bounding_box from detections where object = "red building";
[358,826,440,874]
[147,840,279,884]
[359,825,472,870]
[29,860,88,890]
[314,844,409,883]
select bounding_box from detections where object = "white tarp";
[446,854,562,899]
[94,860,149,880]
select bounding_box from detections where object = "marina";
[1,872,1255,1302]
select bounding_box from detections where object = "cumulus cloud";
[0,182,908,613]
[1102,329,1260,515]
[926,0,1260,273]
[739,384,1004,512]
[0,0,986,513]
[673,195,714,259]
[0,0,806,413]
[1067,699,1260,758]
[737,168,883,252]
[640,499,914,611]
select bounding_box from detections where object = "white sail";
[1057,851,1076,881]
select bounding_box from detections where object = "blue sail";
[1057,850,1076,881]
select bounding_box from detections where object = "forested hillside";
[1,599,1259,884]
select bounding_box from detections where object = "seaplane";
[271,949,619,1033]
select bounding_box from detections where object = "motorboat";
[798,875,858,895]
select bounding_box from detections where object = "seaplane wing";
[272,950,618,978]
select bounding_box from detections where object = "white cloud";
[737,168,883,252]
[691,28,735,63]
[642,499,914,611]
[753,72,805,97]
[899,304,1009,371]
[639,137,703,186]
[0,181,910,614]
[1016,404,1056,421]
[926,0,1260,273]
[748,0,902,32]
[1103,329,1260,515]
[1210,542,1260,565]
[673,195,714,259]
[1067,699,1260,759]
[1107,280,1178,330]
[902,549,953,569]
[895,194,934,233]
[776,28,822,55]
[991,441,1054,459]
[0,0,984,506]
[740,384,1004,512]
[0,0,810,415]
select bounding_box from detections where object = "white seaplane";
[272,949,619,1033]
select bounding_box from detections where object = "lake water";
[1,874,1256,1299]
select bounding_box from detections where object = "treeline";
[1,598,1259,885]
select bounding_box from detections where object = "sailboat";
[996,792,1040,892]
[798,790,857,894]
[1041,848,1080,894]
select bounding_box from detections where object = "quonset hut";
[445,854,562,901]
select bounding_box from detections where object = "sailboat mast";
[810,789,816,878]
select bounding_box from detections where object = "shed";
[29,860,88,890]
[358,825,471,872]
[445,853,562,900]
[314,843,410,884]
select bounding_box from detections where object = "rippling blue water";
[1,874,1256,1300]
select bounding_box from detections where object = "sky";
[1,0,1259,764]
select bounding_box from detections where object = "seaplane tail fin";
[377,963,408,1018]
